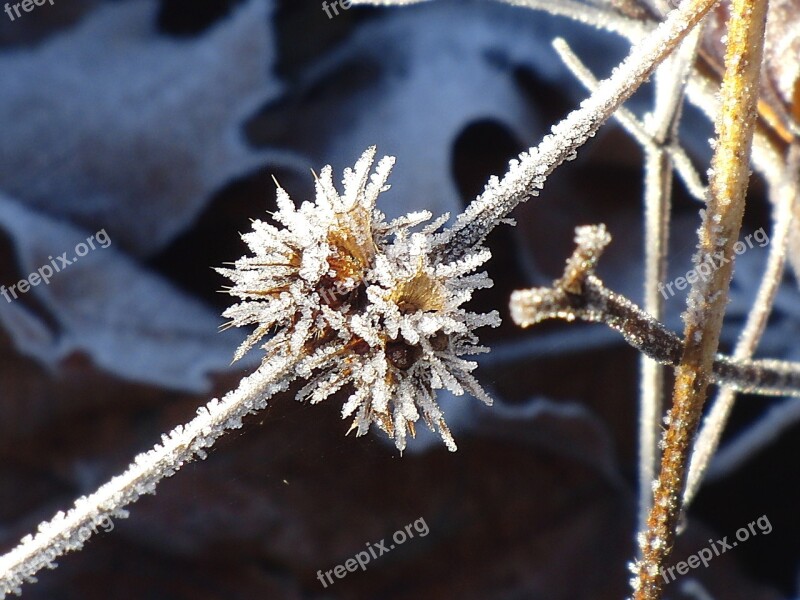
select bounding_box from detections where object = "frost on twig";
[551,38,706,202]
[551,33,703,532]
[355,0,651,43]
[494,0,653,40]
[430,0,721,261]
[0,355,300,598]
[683,143,800,507]
[510,225,800,399]
[633,0,769,593]
[495,0,793,227]
[636,29,697,535]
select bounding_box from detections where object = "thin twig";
[0,355,302,597]
[638,144,674,530]
[353,0,653,40]
[432,0,723,261]
[633,0,769,594]
[509,226,800,398]
[638,27,701,534]
[488,0,792,216]
[551,39,706,201]
[551,34,705,532]
[683,144,800,508]
[493,0,651,38]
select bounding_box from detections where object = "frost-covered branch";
[493,0,651,39]
[637,27,701,535]
[509,225,800,399]
[551,34,702,532]
[683,144,800,507]
[0,356,300,597]
[430,0,721,261]
[633,0,769,594]
[1,145,509,596]
[488,0,792,220]
[551,39,705,201]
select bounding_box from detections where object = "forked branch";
[510,225,800,399]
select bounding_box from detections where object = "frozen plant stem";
[0,356,301,597]
[683,144,800,509]
[500,0,793,214]
[509,226,800,399]
[637,28,700,534]
[551,39,706,202]
[495,0,651,40]
[433,0,721,260]
[638,138,673,531]
[633,0,769,594]
[553,28,705,536]
[551,32,699,533]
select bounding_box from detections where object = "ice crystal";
[218,147,499,451]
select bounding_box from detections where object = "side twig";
[510,225,800,399]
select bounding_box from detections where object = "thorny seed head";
[217,147,500,451]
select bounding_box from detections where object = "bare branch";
[637,26,700,533]
[633,0,769,593]
[493,0,650,38]
[684,144,800,506]
[551,39,706,201]
[0,355,302,597]
[552,32,703,533]
[433,0,722,260]
[509,226,800,398]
